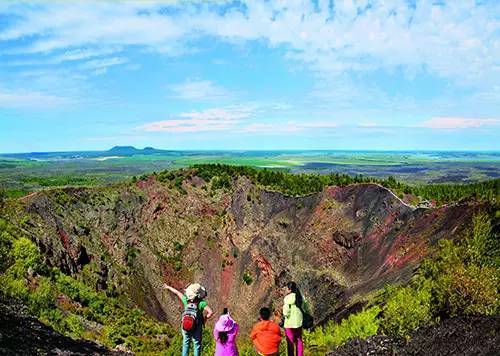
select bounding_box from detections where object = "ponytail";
[218,331,228,344]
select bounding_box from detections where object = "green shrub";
[305,306,380,350]
[381,283,433,337]
[0,274,29,300]
[55,273,95,304]
[0,219,13,272]
[28,276,56,314]
[55,273,85,301]
[39,308,66,332]
[10,237,44,277]
[242,272,253,285]
[333,306,381,345]
[202,327,216,354]
[417,213,499,318]
[55,272,109,319]
[101,307,173,350]
[0,217,177,353]
[465,213,499,267]
[448,263,499,316]
[40,309,85,339]
[79,263,100,290]
[211,174,232,190]
[65,313,85,338]
[125,246,139,267]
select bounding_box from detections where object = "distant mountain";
[106,146,167,156]
[0,146,170,160]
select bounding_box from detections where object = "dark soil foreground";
[0,298,120,356]
[328,316,500,356]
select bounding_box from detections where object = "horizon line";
[1,147,500,155]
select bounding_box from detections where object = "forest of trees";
[182,164,499,205]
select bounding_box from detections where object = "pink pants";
[285,327,303,356]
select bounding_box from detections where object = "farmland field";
[0,148,499,196]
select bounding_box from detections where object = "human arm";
[203,305,214,322]
[250,324,258,340]
[162,284,184,302]
[227,323,239,343]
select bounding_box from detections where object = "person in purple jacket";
[213,308,239,356]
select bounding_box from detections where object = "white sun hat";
[185,283,207,300]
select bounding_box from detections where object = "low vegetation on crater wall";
[0,165,498,354]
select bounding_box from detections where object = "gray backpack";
[182,299,200,331]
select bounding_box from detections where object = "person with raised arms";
[164,283,214,356]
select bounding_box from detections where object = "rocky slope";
[327,316,500,355]
[17,174,481,330]
[0,296,119,355]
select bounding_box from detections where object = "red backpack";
[182,300,200,331]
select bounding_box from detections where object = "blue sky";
[0,0,499,153]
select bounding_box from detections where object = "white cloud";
[1,1,498,85]
[242,120,338,133]
[168,80,230,101]
[79,57,128,71]
[0,2,185,53]
[418,117,500,129]
[56,47,122,62]
[138,107,253,133]
[0,0,498,125]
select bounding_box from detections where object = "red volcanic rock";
[20,179,481,330]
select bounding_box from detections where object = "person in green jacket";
[282,281,309,356]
